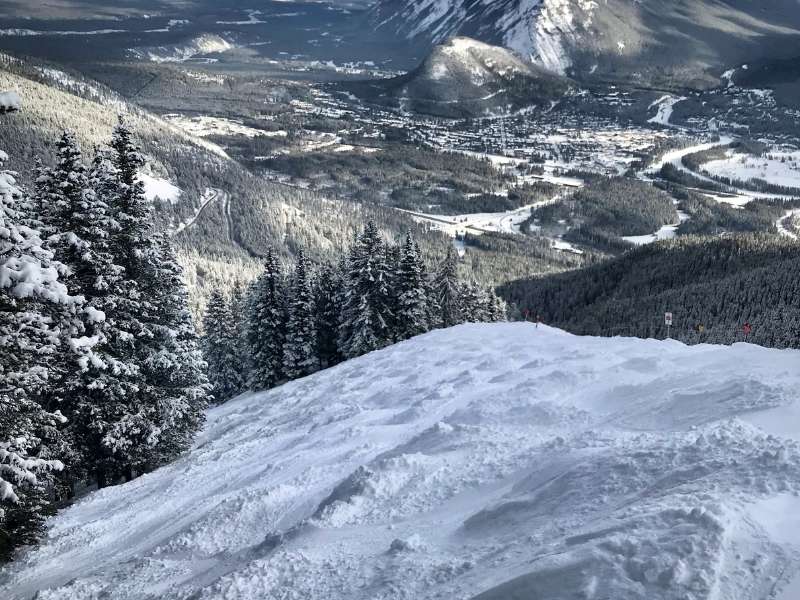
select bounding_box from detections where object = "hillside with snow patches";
[352,36,572,117]
[3,324,800,599]
[370,0,800,87]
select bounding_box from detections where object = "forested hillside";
[0,54,588,319]
[499,235,800,348]
[0,55,459,316]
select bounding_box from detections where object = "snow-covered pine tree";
[229,283,251,391]
[0,105,84,556]
[461,281,491,323]
[141,236,210,466]
[313,262,343,368]
[203,290,246,402]
[103,120,208,476]
[246,247,287,390]
[71,121,160,484]
[394,232,429,341]
[418,241,439,330]
[339,221,394,359]
[383,241,402,340]
[434,245,463,328]
[283,250,319,380]
[487,287,507,322]
[29,132,143,490]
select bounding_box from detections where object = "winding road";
[172,188,226,235]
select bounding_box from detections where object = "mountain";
[2,323,800,599]
[345,36,573,117]
[369,0,800,88]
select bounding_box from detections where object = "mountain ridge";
[369,0,800,88]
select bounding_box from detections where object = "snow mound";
[3,324,800,599]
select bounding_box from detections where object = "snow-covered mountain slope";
[345,36,572,117]
[369,0,800,87]
[129,34,233,63]
[4,324,800,599]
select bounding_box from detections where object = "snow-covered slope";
[4,324,800,599]
[370,0,800,87]
[371,0,594,75]
[130,34,233,64]
[347,36,572,117]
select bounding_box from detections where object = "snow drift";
[3,324,800,599]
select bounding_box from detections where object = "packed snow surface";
[3,324,800,599]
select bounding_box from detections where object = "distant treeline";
[499,234,800,348]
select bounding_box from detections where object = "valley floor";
[3,324,800,599]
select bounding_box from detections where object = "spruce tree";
[395,232,429,341]
[246,247,286,390]
[418,242,439,330]
[142,236,210,466]
[203,291,246,402]
[461,281,490,323]
[229,283,251,390]
[283,250,319,380]
[487,287,507,322]
[33,132,142,489]
[313,262,344,367]
[339,221,394,359]
[434,246,463,328]
[102,120,208,477]
[0,130,82,556]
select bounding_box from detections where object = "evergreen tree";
[229,283,251,390]
[313,262,343,368]
[141,236,210,466]
[34,133,142,490]
[283,250,319,379]
[487,287,507,322]
[97,120,208,478]
[203,291,246,402]
[339,221,394,359]
[394,232,429,341]
[418,242,439,330]
[0,134,82,557]
[383,241,402,340]
[246,248,286,390]
[76,121,159,485]
[434,246,463,328]
[461,282,492,323]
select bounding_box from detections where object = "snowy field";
[3,324,800,599]
[163,115,288,140]
[702,149,800,189]
[138,173,182,203]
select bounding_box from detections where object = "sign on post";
[665,312,673,326]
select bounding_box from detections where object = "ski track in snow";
[3,324,800,600]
